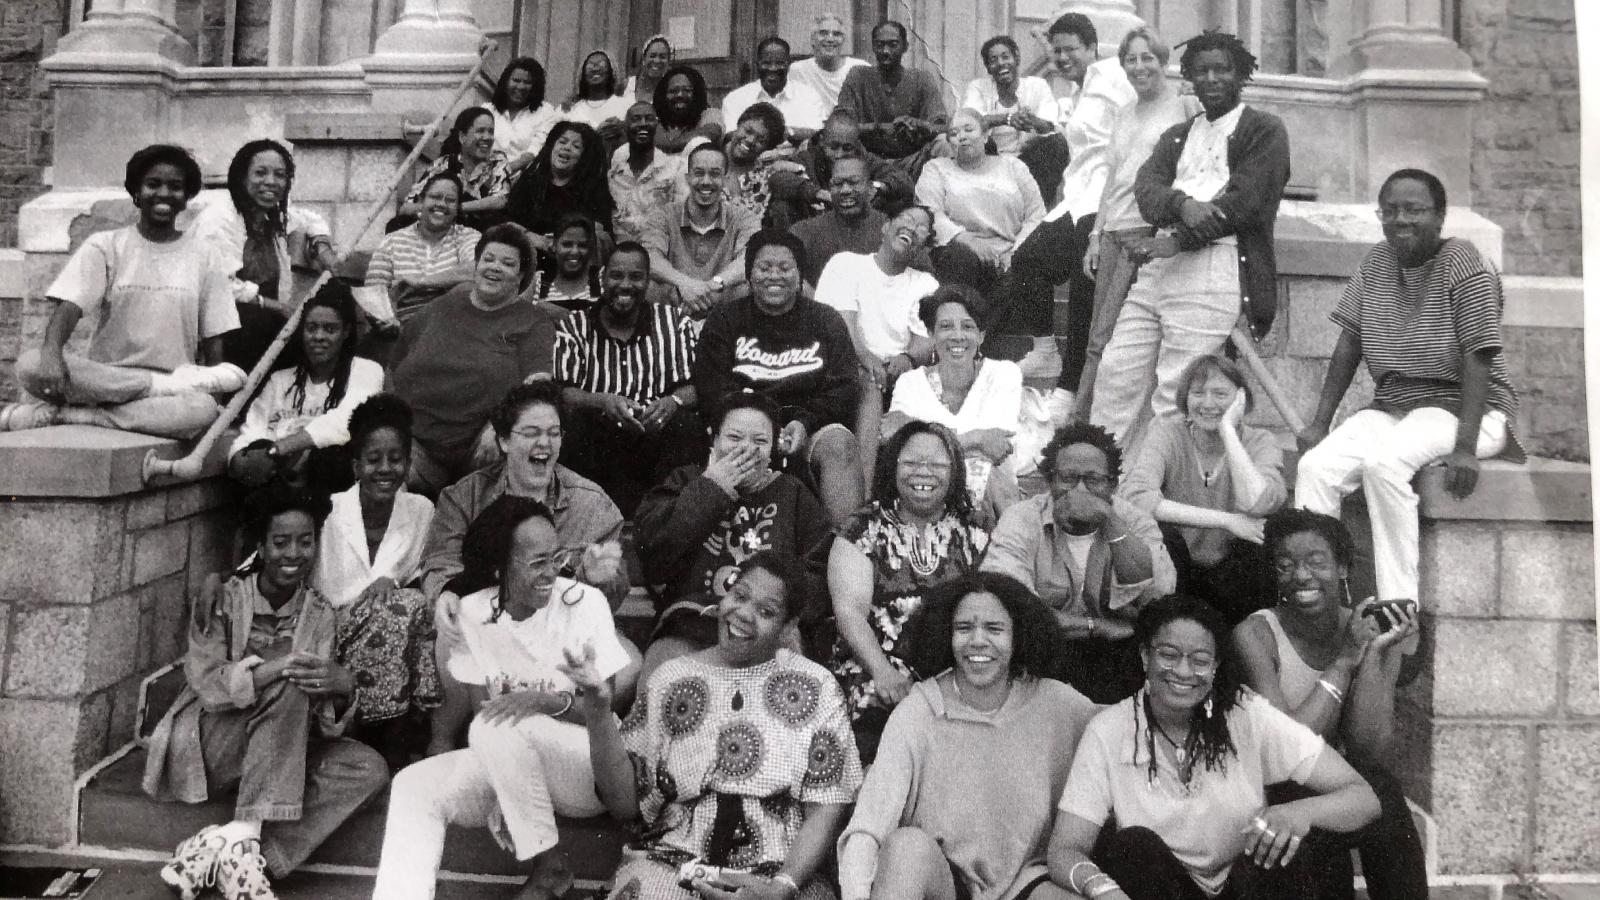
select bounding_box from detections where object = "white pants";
[1295,407,1508,601]
[1089,244,1241,444]
[371,714,606,900]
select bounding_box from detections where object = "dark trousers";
[1097,824,1336,900]
[1266,761,1429,900]
[223,301,288,373]
[1018,134,1072,207]
[1160,523,1276,628]
[981,213,1097,389]
[560,404,708,518]
[199,679,389,877]
[1056,635,1144,705]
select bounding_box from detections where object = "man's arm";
[1202,112,1292,241]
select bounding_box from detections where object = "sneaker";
[0,401,61,431]
[1044,387,1075,429]
[159,824,226,900]
[156,364,248,396]
[216,838,279,900]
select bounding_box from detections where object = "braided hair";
[1132,595,1244,783]
[279,279,359,415]
[1177,30,1259,83]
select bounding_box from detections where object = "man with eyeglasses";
[982,422,1175,701]
[790,156,887,286]
[1294,167,1523,606]
[1088,31,1290,451]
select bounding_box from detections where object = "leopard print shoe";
[216,837,279,900]
[159,825,226,900]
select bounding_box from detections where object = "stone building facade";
[0,0,63,248]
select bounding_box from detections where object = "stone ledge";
[1502,276,1584,329]
[0,250,23,301]
[0,425,230,499]
[284,112,417,145]
[1417,457,1592,523]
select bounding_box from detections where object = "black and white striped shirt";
[553,301,698,404]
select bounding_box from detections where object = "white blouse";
[228,356,386,458]
[314,485,435,609]
[915,156,1045,247]
[493,103,563,161]
[889,359,1024,435]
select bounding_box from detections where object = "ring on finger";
[1252,817,1269,831]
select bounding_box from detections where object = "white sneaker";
[1044,388,1075,429]
[153,364,248,396]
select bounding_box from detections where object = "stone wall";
[1393,461,1598,886]
[0,428,236,844]
[0,0,64,247]
[1457,0,1581,277]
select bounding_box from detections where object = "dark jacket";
[1134,104,1291,339]
[693,294,860,434]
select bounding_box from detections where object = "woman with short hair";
[838,571,1096,900]
[569,549,863,900]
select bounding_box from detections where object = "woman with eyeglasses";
[373,494,639,900]
[1232,509,1427,900]
[828,420,987,760]
[1295,167,1523,608]
[1045,595,1380,900]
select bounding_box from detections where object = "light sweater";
[228,357,385,458]
[838,677,1099,900]
[916,155,1045,247]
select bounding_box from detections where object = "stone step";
[78,748,632,881]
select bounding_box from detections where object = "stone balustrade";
[0,426,236,844]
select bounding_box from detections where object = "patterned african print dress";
[828,503,988,719]
[607,650,863,900]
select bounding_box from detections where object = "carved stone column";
[49,0,195,65]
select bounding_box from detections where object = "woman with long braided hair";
[1046,595,1380,900]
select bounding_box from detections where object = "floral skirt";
[335,586,441,723]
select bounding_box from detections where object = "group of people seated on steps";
[2,12,1523,900]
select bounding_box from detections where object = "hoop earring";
[1204,694,1214,719]
[1342,576,1354,608]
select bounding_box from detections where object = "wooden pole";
[1230,321,1306,434]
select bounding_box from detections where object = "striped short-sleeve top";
[1331,237,1524,461]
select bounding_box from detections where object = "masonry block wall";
[0,468,237,844]
[0,0,64,248]
[1458,0,1582,277]
[1397,487,1599,879]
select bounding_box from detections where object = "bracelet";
[1317,678,1345,704]
[1088,878,1123,899]
[1082,873,1114,896]
[551,690,575,718]
[1107,533,1130,544]
[1067,862,1100,894]
[771,874,800,897]
[667,393,684,407]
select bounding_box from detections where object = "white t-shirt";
[562,95,635,130]
[721,79,829,133]
[1063,531,1096,605]
[961,76,1061,155]
[493,103,563,161]
[449,578,630,695]
[787,56,871,113]
[813,252,936,360]
[47,226,237,372]
[1060,692,1327,896]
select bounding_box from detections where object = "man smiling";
[836,20,948,162]
[788,13,869,114]
[553,242,705,516]
[722,36,828,143]
[641,144,760,315]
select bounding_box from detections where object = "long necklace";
[1187,424,1224,487]
[1145,693,1198,772]
[951,674,1011,715]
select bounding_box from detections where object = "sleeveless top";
[1248,608,1323,707]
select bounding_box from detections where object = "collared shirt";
[609,144,687,242]
[980,491,1174,616]
[492,103,562,161]
[1170,102,1246,245]
[246,580,304,657]
[1044,57,1135,223]
[961,76,1061,155]
[553,301,698,404]
[404,151,515,204]
[722,78,829,133]
[639,198,761,283]
[788,56,870,112]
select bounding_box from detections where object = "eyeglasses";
[1052,472,1113,492]
[1376,205,1436,223]
[1152,645,1216,674]
[1273,554,1338,578]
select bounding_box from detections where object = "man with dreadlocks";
[1088,31,1290,452]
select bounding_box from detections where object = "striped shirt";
[553,301,698,404]
[1333,237,1524,460]
[365,224,480,321]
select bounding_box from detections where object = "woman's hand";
[1243,803,1315,869]
[968,428,1013,463]
[358,576,398,609]
[1336,602,1378,668]
[559,641,614,714]
[435,590,465,647]
[284,653,355,699]
[705,443,761,495]
[870,664,913,707]
[1083,232,1100,279]
[479,688,568,725]
[31,349,70,403]
[1366,601,1420,657]
[695,872,795,900]
[577,541,624,590]
[1225,513,1266,545]
[1221,388,1247,432]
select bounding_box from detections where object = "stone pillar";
[363,0,487,112]
[1322,0,1485,205]
[40,0,196,190]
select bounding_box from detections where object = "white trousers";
[1089,244,1241,444]
[1295,407,1508,601]
[371,714,606,900]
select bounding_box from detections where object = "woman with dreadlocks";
[228,280,382,494]
[373,494,638,900]
[1045,595,1379,900]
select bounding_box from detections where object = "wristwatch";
[711,275,726,291]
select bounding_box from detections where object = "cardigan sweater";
[1134,104,1290,339]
